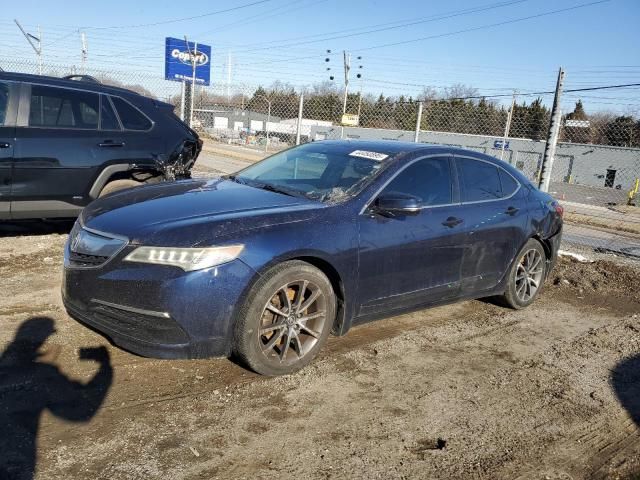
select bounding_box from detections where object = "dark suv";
[0,72,201,219]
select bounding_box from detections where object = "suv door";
[454,155,529,294]
[357,156,467,317]
[11,84,144,218]
[0,80,18,219]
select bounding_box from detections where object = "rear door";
[11,84,132,218]
[0,80,18,219]
[454,155,529,294]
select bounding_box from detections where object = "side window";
[29,85,98,129]
[0,82,10,126]
[499,169,519,197]
[458,158,502,202]
[382,157,452,206]
[110,96,152,130]
[100,96,120,130]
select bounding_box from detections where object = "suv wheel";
[98,179,141,197]
[233,261,336,376]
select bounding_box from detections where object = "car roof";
[315,139,495,160]
[0,71,141,97]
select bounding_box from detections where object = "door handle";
[0,142,10,148]
[505,206,519,216]
[98,141,125,147]
[442,216,463,228]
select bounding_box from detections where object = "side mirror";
[373,192,421,216]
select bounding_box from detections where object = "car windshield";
[231,143,392,202]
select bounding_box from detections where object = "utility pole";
[538,67,565,192]
[342,50,351,116]
[500,91,516,161]
[15,19,42,74]
[80,31,88,74]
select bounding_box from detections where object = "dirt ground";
[1,223,639,480]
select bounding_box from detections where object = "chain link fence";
[3,57,640,258]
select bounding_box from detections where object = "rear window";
[29,85,99,129]
[110,96,152,130]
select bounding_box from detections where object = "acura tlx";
[62,140,563,376]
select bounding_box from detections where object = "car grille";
[68,251,111,267]
[67,222,127,268]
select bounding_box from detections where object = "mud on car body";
[62,140,563,376]
[0,72,201,220]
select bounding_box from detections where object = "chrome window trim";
[18,81,154,132]
[359,153,522,216]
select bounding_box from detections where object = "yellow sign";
[341,114,359,126]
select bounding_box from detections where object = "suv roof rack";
[62,74,101,83]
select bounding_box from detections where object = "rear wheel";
[501,238,547,309]
[233,261,335,376]
[98,179,141,197]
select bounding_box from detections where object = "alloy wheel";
[259,280,327,365]
[514,249,544,303]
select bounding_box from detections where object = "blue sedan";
[62,140,563,375]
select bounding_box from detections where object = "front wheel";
[500,239,547,309]
[233,261,336,376]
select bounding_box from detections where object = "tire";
[98,179,141,198]
[500,238,547,310]
[233,260,336,376]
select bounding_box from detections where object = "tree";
[563,100,591,144]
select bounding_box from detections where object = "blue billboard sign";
[164,37,211,86]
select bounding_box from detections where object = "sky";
[1,0,639,113]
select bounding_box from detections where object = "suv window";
[29,85,99,129]
[383,157,452,206]
[458,157,502,202]
[110,96,152,130]
[100,96,120,130]
[0,82,9,126]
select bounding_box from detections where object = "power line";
[355,0,611,52]
[236,0,529,51]
[86,0,275,30]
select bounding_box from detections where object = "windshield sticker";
[349,150,389,161]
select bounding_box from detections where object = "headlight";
[123,245,244,271]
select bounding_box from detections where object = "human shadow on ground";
[0,317,112,480]
[611,353,640,428]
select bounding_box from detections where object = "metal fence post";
[500,92,516,161]
[295,94,304,145]
[538,67,565,192]
[414,102,423,143]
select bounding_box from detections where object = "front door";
[357,156,466,317]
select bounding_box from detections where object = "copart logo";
[171,49,209,66]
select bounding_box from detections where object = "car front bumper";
[62,246,258,359]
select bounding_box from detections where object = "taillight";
[553,202,564,217]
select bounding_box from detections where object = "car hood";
[81,178,322,245]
